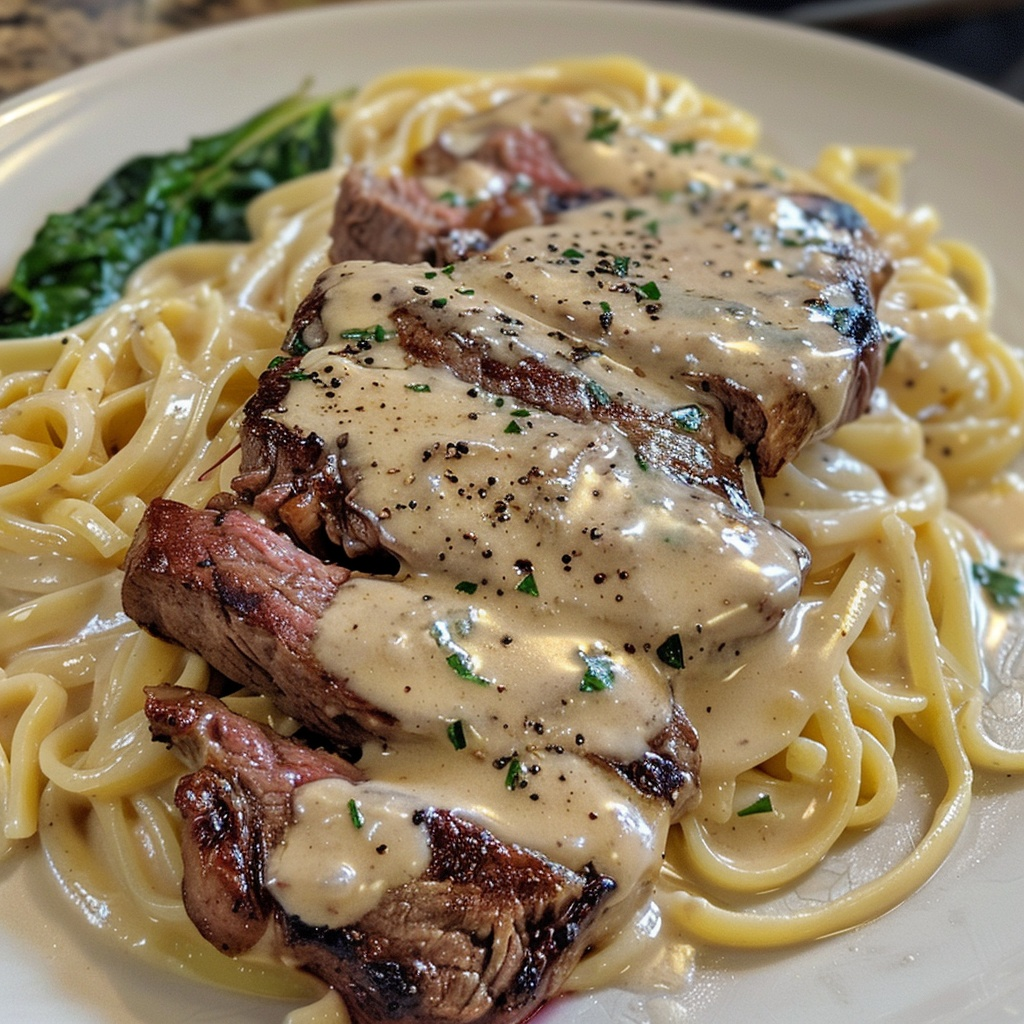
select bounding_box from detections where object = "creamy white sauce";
[267,777,430,928]
[267,93,874,944]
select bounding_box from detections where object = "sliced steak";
[330,119,610,269]
[146,685,616,1024]
[145,684,362,954]
[328,166,487,267]
[121,497,388,748]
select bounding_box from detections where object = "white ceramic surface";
[1,2,1023,1021]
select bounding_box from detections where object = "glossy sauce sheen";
[266,95,873,936]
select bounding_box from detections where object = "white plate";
[1,1,1023,1021]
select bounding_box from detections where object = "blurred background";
[1,0,1023,101]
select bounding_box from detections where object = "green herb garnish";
[737,794,773,817]
[973,562,1024,608]
[516,573,539,597]
[405,383,431,393]
[446,652,491,686]
[447,720,467,751]
[579,651,615,692]
[348,798,365,829]
[586,107,620,143]
[883,325,907,365]
[670,405,704,433]
[656,633,685,670]
[585,379,611,407]
[638,280,662,301]
[0,90,339,338]
[505,757,523,789]
[339,324,395,345]
[454,580,478,595]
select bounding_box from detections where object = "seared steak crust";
[282,810,615,1024]
[391,307,753,512]
[146,686,615,1024]
[146,684,361,954]
[600,703,700,815]
[122,497,388,747]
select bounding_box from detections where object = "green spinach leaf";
[0,90,339,339]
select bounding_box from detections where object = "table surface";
[1,0,1023,104]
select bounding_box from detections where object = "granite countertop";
[1,0,1023,102]
[0,0,318,99]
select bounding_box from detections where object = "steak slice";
[328,166,485,267]
[145,684,363,955]
[121,497,389,748]
[330,122,608,268]
[123,498,704,813]
[146,685,616,1024]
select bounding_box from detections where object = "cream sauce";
[267,93,877,943]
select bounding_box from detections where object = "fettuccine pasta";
[1,55,1022,1019]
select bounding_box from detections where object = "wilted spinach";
[0,90,339,338]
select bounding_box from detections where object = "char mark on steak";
[598,703,700,817]
[146,685,615,1024]
[122,497,390,749]
[146,684,361,954]
[221,358,395,566]
[390,308,753,514]
[679,192,889,476]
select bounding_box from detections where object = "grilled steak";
[124,497,702,814]
[121,496,386,749]
[330,120,609,268]
[119,88,894,1023]
[146,685,616,1024]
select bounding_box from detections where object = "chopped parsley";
[656,633,685,670]
[737,794,773,817]
[670,405,704,433]
[454,580,478,595]
[504,757,523,790]
[883,324,907,365]
[638,280,662,301]
[339,324,395,344]
[586,107,620,143]
[611,254,631,277]
[579,650,615,692]
[447,720,467,751]
[516,573,539,597]
[348,798,365,829]
[585,379,612,407]
[432,620,492,686]
[973,562,1024,608]
[405,383,431,393]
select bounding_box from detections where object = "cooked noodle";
[1,56,1022,1017]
